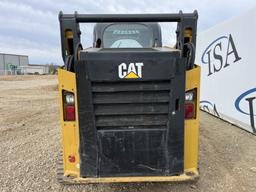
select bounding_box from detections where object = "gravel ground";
[0,75,255,192]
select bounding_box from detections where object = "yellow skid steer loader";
[57,11,200,184]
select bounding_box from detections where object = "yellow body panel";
[58,65,200,183]
[184,65,200,170]
[58,69,80,177]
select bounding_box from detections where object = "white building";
[19,64,50,75]
[0,53,29,75]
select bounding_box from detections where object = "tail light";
[65,105,75,121]
[63,91,76,121]
[185,103,194,119]
[185,89,196,119]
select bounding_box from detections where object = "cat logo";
[118,62,144,79]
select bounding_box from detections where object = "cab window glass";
[103,24,154,48]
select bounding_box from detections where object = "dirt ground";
[0,75,255,192]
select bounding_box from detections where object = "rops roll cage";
[59,11,198,71]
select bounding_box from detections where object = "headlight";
[65,94,75,105]
[185,91,194,101]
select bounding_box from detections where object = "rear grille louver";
[92,81,171,130]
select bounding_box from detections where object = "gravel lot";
[0,75,255,192]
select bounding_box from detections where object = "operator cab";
[93,23,162,48]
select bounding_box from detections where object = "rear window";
[103,24,154,48]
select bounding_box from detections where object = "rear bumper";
[64,169,199,184]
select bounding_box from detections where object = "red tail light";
[185,89,196,119]
[65,105,76,121]
[63,91,76,121]
[185,103,194,119]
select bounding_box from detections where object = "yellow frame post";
[58,69,80,177]
[184,65,200,172]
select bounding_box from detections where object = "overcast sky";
[0,0,255,64]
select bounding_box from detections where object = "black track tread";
[56,152,75,185]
